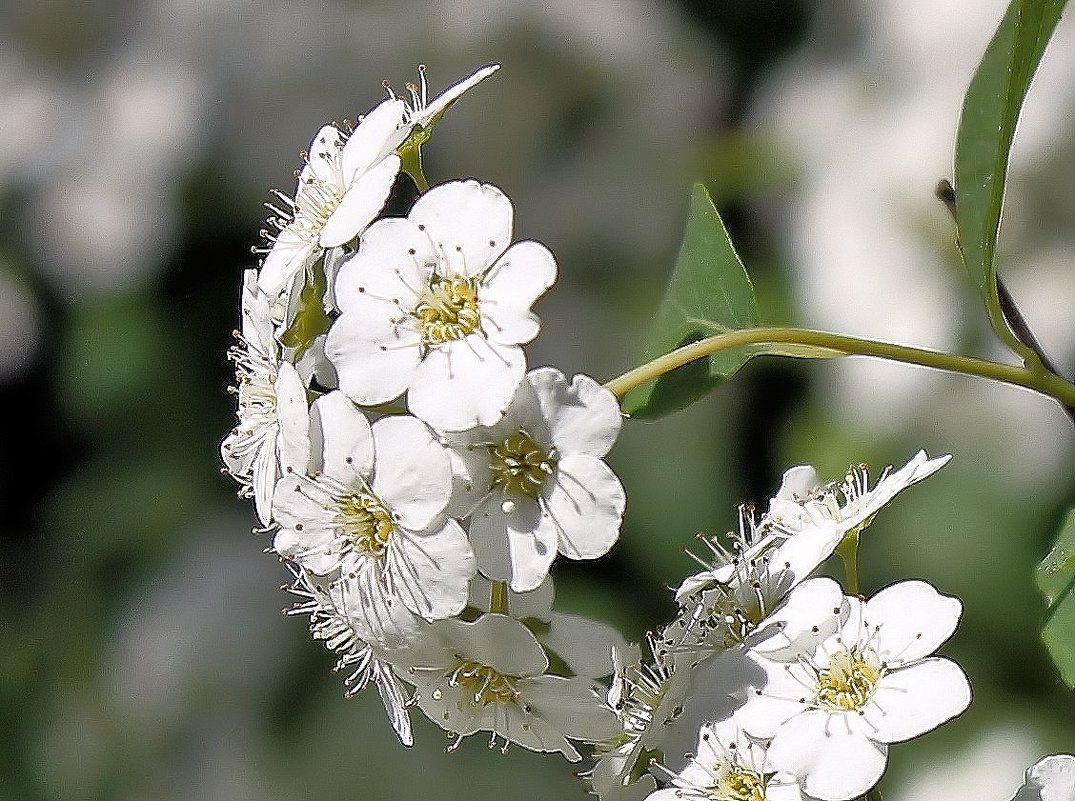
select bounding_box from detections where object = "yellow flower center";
[816,649,880,711]
[489,430,556,498]
[709,768,766,801]
[415,275,481,345]
[336,493,393,555]
[450,660,519,706]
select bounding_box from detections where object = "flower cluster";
[222,64,627,756]
[223,62,977,798]
[585,451,970,801]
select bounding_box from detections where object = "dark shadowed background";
[2,1,1075,798]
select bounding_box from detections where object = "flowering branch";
[604,326,1075,414]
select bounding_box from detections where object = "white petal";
[332,217,429,314]
[370,415,451,530]
[250,439,279,526]
[302,124,346,187]
[479,240,557,344]
[414,64,499,127]
[467,494,513,582]
[410,180,512,276]
[341,98,406,179]
[1014,755,1075,801]
[258,228,317,298]
[326,306,422,406]
[319,155,401,247]
[387,518,475,619]
[436,613,548,676]
[309,390,374,481]
[371,658,413,746]
[766,774,808,801]
[542,612,626,679]
[238,268,276,355]
[734,655,810,739]
[761,521,842,594]
[505,497,559,592]
[864,657,971,744]
[408,337,524,431]
[528,368,621,458]
[767,710,888,801]
[545,454,625,560]
[274,361,311,475]
[750,576,846,660]
[444,443,492,519]
[518,675,620,742]
[865,580,962,666]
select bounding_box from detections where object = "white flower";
[666,502,843,661]
[257,99,408,298]
[646,719,808,801]
[272,391,475,620]
[221,269,310,526]
[467,575,627,680]
[738,580,972,801]
[283,565,418,746]
[407,613,620,761]
[588,637,691,800]
[325,179,557,432]
[445,367,625,591]
[791,450,951,539]
[1011,755,1075,801]
[394,63,500,137]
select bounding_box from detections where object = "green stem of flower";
[835,531,861,596]
[490,580,509,615]
[863,787,884,801]
[603,326,1075,410]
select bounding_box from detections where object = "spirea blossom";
[645,719,808,801]
[272,391,476,620]
[221,270,310,525]
[738,580,972,801]
[772,450,951,539]
[257,100,406,299]
[283,566,417,745]
[326,179,557,432]
[406,613,620,760]
[446,368,626,591]
[257,65,500,303]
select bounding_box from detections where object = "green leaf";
[621,184,760,419]
[954,0,1068,359]
[278,259,332,359]
[1036,506,1075,688]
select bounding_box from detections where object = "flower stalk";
[604,326,1075,413]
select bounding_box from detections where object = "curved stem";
[604,327,1075,410]
[490,580,509,615]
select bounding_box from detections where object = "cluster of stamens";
[336,493,394,555]
[488,430,556,498]
[814,648,880,711]
[414,274,482,345]
[448,660,519,707]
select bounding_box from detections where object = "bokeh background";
[3,1,1075,799]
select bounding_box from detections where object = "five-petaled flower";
[738,580,972,801]
[272,391,476,620]
[326,179,557,432]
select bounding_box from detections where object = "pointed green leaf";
[622,184,759,418]
[1037,506,1075,688]
[954,0,1067,358]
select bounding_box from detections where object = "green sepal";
[278,258,332,361]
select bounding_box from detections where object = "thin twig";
[936,178,1075,423]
